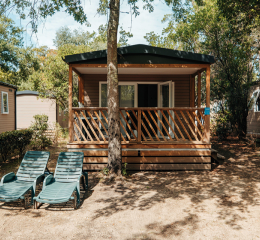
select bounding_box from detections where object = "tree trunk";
[107,0,121,175]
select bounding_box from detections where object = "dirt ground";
[1,139,260,240]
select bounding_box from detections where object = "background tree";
[0,16,40,86]
[147,0,259,138]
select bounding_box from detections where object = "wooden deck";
[68,107,211,171]
[68,142,212,171]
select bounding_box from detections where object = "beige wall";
[0,85,16,133]
[17,95,57,129]
[83,74,190,107]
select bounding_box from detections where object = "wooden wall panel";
[0,85,15,133]
[83,74,190,108]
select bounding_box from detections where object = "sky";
[10,0,173,49]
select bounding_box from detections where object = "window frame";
[99,81,138,107]
[1,91,9,114]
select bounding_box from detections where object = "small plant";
[102,167,109,175]
[51,122,62,144]
[30,114,52,149]
[122,162,127,176]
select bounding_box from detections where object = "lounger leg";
[83,172,88,189]
[73,192,78,210]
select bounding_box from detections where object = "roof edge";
[0,81,18,89]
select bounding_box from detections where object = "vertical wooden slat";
[204,66,211,143]
[138,109,141,142]
[69,65,73,142]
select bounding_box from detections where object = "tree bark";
[107,0,121,175]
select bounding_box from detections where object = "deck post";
[69,65,73,143]
[204,66,210,143]
[138,109,141,142]
[78,75,84,104]
[197,72,201,107]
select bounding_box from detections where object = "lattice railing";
[71,107,206,143]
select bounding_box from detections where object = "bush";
[0,129,33,162]
[214,110,232,140]
[30,114,52,149]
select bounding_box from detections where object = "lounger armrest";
[32,174,45,193]
[0,172,16,185]
[42,174,54,190]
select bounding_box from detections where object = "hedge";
[0,129,33,162]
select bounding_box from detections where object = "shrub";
[0,129,33,162]
[215,110,232,140]
[30,114,52,149]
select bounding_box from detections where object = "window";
[99,82,137,107]
[1,92,9,114]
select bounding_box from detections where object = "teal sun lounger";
[0,151,50,208]
[34,152,87,210]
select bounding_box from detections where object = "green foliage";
[0,129,33,162]
[102,167,109,175]
[30,114,52,149]
[0,16,42,86]
[122,163,128,176]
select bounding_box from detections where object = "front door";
[138,84,158,139]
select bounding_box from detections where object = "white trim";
[1,91,9,114]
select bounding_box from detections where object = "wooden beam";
[70,64,211,69]
[69,65,73,143]
[72,67,82,76]
[204,65,211,143]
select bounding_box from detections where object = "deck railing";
[70,107,207,143]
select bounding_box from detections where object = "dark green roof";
[0,81,17,89]
[16,90,39,96]
[64,44,215,65]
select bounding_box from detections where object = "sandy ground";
[1,140,260,240]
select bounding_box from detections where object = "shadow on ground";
[89,139,260,238]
